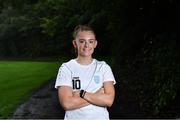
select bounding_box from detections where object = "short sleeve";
[54,63,72,89]
[102,64,116,84]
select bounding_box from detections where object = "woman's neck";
[76,56,93,65]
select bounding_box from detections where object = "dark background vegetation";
[0,0,179,118]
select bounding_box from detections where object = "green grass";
[0,60,61,118]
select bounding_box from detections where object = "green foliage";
[151,37,179,115]
[40,17,57,37]
[112,0,178,118]
[114,32,179,118]
[0,0,116,57]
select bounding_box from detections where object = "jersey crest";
[94,75,100,84]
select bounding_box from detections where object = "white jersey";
[55,59,116,120]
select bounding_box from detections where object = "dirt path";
[12,79,64,119]
[12,79,125,119]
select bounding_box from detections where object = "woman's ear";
[94,40,97,48]
[72,40,77,48]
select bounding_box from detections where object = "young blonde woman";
[55,25,116,120]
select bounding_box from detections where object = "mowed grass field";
[0,60,61,118]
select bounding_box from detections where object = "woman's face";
[73,31,97,57]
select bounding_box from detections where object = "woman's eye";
[89,41,94,43]
[79,40,84,43]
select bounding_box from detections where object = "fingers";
[73,90,80,97]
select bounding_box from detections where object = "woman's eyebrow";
[79,39,85,41]
[89,39,96,40]
[79,39,95,41]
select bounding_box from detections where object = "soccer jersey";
[55,59,116,120]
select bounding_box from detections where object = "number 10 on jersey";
[72,77,81,90]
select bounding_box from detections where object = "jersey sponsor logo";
[72,77,81,89]
[94,75,100,84]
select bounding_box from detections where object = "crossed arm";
[58,81,115,111]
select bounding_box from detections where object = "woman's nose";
[85,41,89,47]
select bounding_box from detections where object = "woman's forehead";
[76,31,96,38]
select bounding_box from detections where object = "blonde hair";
[73,25,95,39]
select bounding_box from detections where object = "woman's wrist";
[80,89,86,98]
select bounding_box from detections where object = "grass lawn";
[0,60,61,118]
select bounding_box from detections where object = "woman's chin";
[80,53,92,57]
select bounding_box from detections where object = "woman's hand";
[58,86,89,111]
[73,90,80,97]
[83,81,115,107]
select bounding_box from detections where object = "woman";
[55,25,116,120]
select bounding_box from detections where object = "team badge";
[94,75,100,84]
